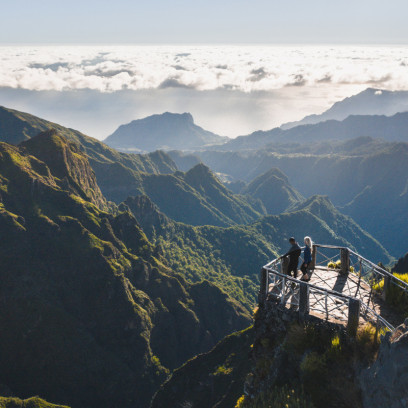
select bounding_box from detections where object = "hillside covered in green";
[125,195,276,310]
[0,131,250,408]
[241,167,304,214]
[0,396,69,408]
[195,140,408,257]
[100,162,265,226]
[125,193,391,314]
[0,105,178,178]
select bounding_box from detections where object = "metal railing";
[314,244,408,299]
[259,244,408,335]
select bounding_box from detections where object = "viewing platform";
[259,244,408,336]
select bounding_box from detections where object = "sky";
[1,0,408,44]
[1,2,408,138]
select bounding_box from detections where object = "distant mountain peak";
[161,111,194,122]
[280,87,408,130]
[129,112,194,125]
[261,167,289,182]
[104,112,228,152]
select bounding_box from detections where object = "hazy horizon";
[2,44,408,138]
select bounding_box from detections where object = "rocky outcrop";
[359,318,408,408]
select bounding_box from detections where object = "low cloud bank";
[1,45,408,93]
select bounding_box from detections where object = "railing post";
[311,245,317,270]
[298,282,309,322]
[382,275,391,301]
[340,248,349,275]
[281,257,289,276]
[258,268,268,305]
[347,298,360,337]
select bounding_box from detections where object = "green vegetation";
[109,163,265,226]
[126,191,391,313]
[281,322,381,408]
[235,385,314,408]
[125,195,276,311]
[0,106,177,176]
[0,397,69,408]
[0,133,250,408]
[242,167,304,214]
[196,139,408,257]
[151,326,254,408]
[327,260,355,272]
[373,273,408,317]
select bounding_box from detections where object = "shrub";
[213,364,233,376]
[326,334,342,360]
[235,395,245,408]
[237,385,314,408]
[327,260,354,272]
[355,323,383,361]
[300,352,327,381]
[285,323,329,356]
[372,273,408,316]
[253,306,259,319]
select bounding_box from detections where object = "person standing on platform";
[280,237,301,278]
[300,236,313,281]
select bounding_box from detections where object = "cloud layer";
[1,45,408,93]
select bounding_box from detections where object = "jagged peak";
[185,162,212,176]
[184,163,220,187]
[252,167,289,184]
[292,195,335,212]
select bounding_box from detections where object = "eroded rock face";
[359,318,408,408]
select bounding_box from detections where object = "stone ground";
[267,267,401,327]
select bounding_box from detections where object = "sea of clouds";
[1,45,408,92]
[1,45,408,138]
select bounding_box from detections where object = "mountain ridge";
[281,88,408,129]
[0,131,250,408]
[214,111,408,152]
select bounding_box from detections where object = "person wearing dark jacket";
[280,237,301,278]
[300,236,313,281]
